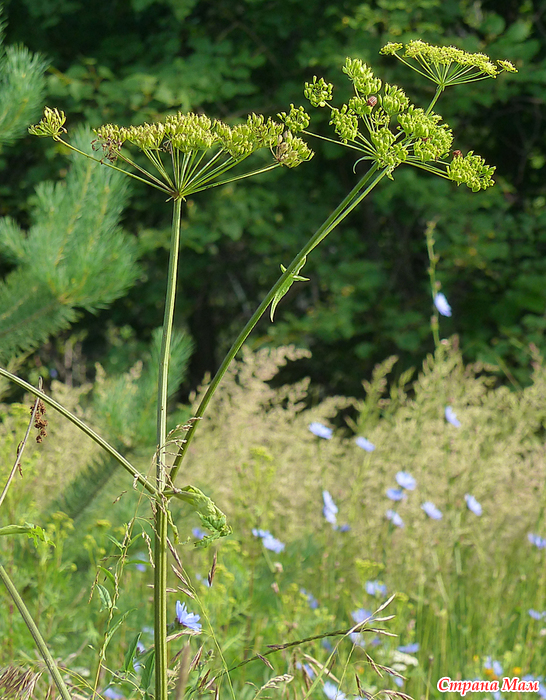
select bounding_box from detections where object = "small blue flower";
[301,588,319,609]
[252,528,285,553]
[192,527,206,540]
[529,609,545,620]
[528,533,546,549]
[322,490,338,526]
[323,681,347,700]
[337,523,351,532]
[539,683,546,700]
[103,689,124,700]
[386,509,404,528]
[493,660,503,676]
[132,552,148,572]
[322,639,333,652]
[393,677,404,688]
[351,608,373,624]
[465,494,482,516]
[175,601,202,631]
[309,422,333,439]
[349,631,365,647]
[355,436,376,452]
[445,406,461,427]
[195,573,211,588]
[396,471,416,490]
[386,487,405,501]
[365,580,387,597]
[434,292,452,317]
[422,501,442,520]
[398,643,420,654]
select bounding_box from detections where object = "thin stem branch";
[169,164,389,485]
[154,196,183,700]
[0,565,73,700]
[0,367,159,499]
[0,378,42,510]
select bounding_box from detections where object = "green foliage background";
[1,0,544,394]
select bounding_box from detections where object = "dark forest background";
[1,0,545,398]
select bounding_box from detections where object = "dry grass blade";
[374,594,396,615]
[189,645,204,672]
[255,653,274,670]
[171,565,195,599]
[0,665,42,700]
[258,674,294,692]
[364,627,397,638]
[365,652,384,678]
[381,690,413,700]
[207,551,217,587]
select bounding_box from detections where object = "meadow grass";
[1,339,546,698]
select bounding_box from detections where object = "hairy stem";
[154,196,183,700]
[0,564,73,700]
[169,164,389,484]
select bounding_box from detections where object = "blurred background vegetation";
[1,0,545,397]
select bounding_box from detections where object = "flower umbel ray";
[29,109,313,199]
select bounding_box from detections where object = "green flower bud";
[330,105,358,142]
[343,57,382,96]
[278,104,311,133]
[28,107,67,139]
[447,150,495,191]
[380,84,409,115]
[304,76,333,107]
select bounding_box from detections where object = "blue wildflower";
[192,527,206,540]
[337,523,351,532]
[133,552,147,572]
[309,422,333,439]
[322,639,333,652]
[351,608,373,624]
[103,689,124,700]
[301,588,319,609]
[195,573,211,588]
[396,471,416,490]
[445,406,461,427]
[323,681,347,700]
[393,677,404,688]
[322,490,338,526]
[386,487,405,501]
[484,657,503,677]
[355,436,376,452]
[365,580,387,597]
[528,533,546,549]
[539,683,546,699]
[252,528,285,553]
[398,643,420,654]
[434,292,452,317]
[386,509,404,528]
[529,609,545,620]
[465,494,482,516]
[422,501,442,520]
[349,632,365,647]
[175,601,202,631]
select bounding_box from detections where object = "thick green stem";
[0,564,72,700]
[154,196,183,700]
[169,164,389,485]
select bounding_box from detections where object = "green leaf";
[102,610,132,656]
[123,632,143,674]
[0,523,54,547]
[96,583,113,612]
[170,484,232,547]
[98,565,117,589]
[270,256,309,321]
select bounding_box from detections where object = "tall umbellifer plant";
[0,41,516,699]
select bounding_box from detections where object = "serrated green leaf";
[270,256,309,321]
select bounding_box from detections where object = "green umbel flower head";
[303,43,517,190]
[30,108,313,199]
